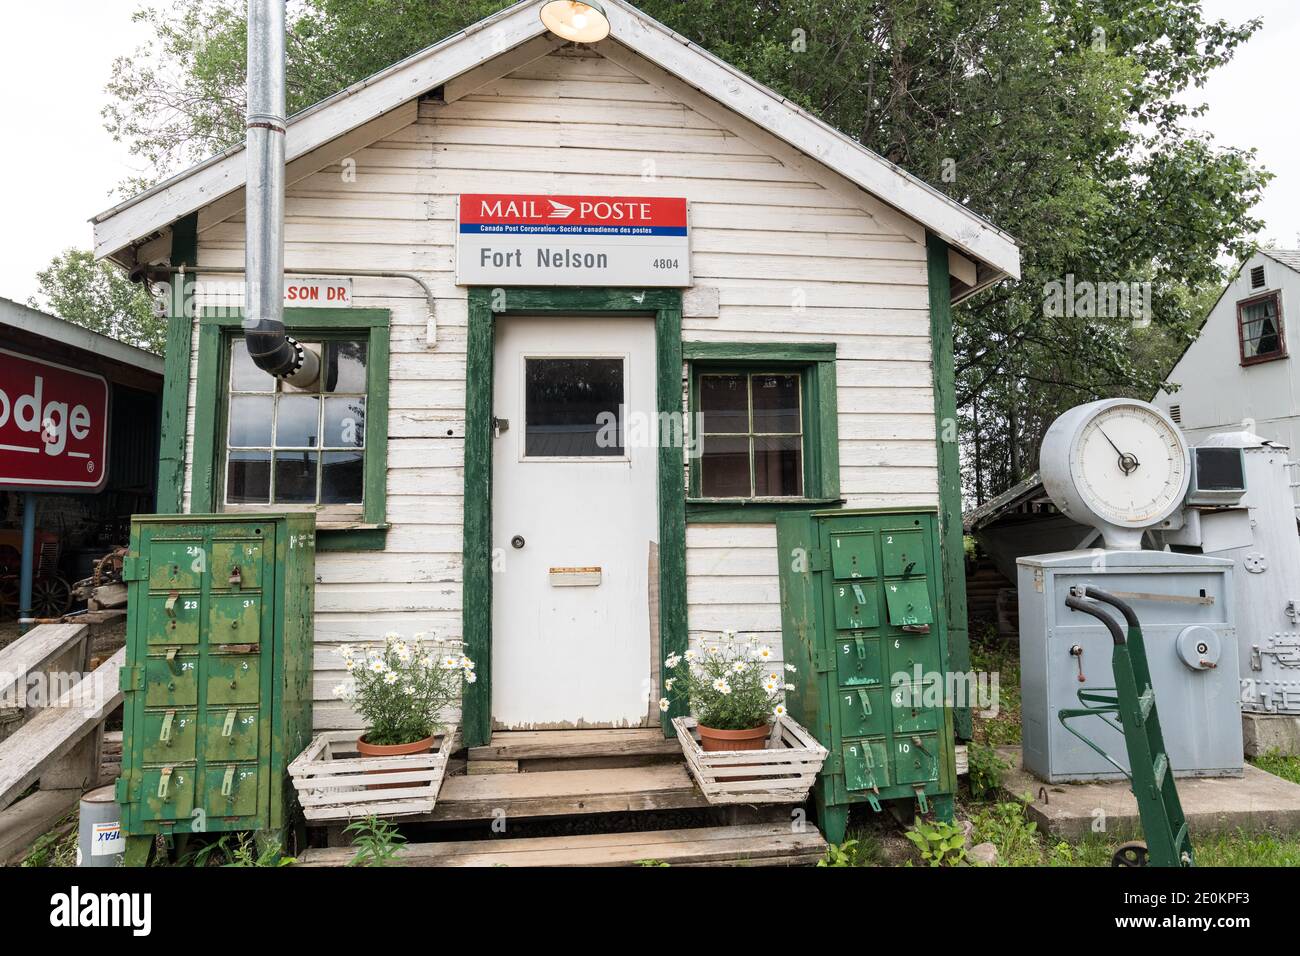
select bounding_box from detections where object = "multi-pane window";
[524,357,625,458]
[223,339,367,506]
[1238,292,1285,365]
[696,372,803,497]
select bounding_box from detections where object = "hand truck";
[1060,586,1194,867]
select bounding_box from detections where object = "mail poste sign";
[0,349,110,492]
[456,194,690,287]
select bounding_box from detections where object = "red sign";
[0,349,109,492]
[459,194,688,232]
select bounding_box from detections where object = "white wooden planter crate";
[671,715,828,805]
[289,728,457,821]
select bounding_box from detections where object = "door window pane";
[525,358,625,457]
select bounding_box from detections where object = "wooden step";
[469,728,680,762]
[296,822,827,867]
[428,764,708,821]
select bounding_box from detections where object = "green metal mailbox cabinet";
[776,508,957,844]
[116,514,315,858]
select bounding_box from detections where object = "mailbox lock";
[511,535,526,550]
[229,565,243,588]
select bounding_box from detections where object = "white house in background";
[1155,249,1300,448]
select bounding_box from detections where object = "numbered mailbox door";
[207,655,261,705]
[146,592,201,646]
[833,582,880,630]
[830,532,877,580]
[843,738,890,792]
[148,540,205,590]
[204,765,261,818]
[836,636,884,686]
[894,734,941,786]
[204,707,260,761]
[140,766,196,822]
[882,531,926,577]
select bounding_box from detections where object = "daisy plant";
[659,630,795,730]
[334,633,475,746]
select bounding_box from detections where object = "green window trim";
[462,287,687,747]
[683,341,841,523]
[191,307,391,552]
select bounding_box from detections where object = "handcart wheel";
[1112,841,1149,867]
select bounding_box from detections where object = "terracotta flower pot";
[696,723,770,752]
[356,734,434,790]
[696,723,771,782]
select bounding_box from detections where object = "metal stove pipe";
[244,0,318,386]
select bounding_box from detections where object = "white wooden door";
[491,316,658,728]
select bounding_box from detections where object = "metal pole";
[18,492,36,634]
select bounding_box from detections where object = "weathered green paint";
[926,233,972,740]
[118,513,316,851]
[776,508,957,844]
[189,308,390,551]
[154,213,199,514]
[459,287,687,746]
[684,341,841,523]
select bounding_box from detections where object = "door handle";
[511,535,526,550]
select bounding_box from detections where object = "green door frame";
[461,287,687,748]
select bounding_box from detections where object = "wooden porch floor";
[297,822,826,867]
[301,728,828,866]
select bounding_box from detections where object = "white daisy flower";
[369,659,387,674]
[384,631,401,642]
[465,671,478,684]
[659,697,671,712]
[732,660,748,673]
[773,703,787,717]
[337,644,354,659]
[332,683,349,698]
[711,678,729,693]
[664,678,675,691]
[383,671,399,685]
[664,653,681,669]
[441,655,460,670]
[785,683,795,691]
[459,656,475,670]
[755,646,773,661]
[785,663,797,673]
[421,655,435,667]
[765,680,779,693]
[683,649,698,662]
[343,658,356,672]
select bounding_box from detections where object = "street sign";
[456,193,690,287]
[0,348,110,492]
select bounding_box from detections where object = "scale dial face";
[1072,403,1187,526]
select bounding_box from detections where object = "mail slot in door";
[884,580,933,628]
[209,593,260,644]
[204,764,260,818]
[830,532,877,580]
[833,582,880,630]
[835,636,883,686]
[147,591,201,645]
[882,530,926,577]
[207,655,260,705]
[204,707,260,761]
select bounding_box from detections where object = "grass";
[1251,749,1300,785]
[968,626,1021,746]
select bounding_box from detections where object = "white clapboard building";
[1155,249,1300,449]
[91,0,1019,746]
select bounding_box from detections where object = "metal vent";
[1251,265,1266,289]
[1169,404,1181,424]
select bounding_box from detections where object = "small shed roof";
[0,297,164,377]
[91,0,1020,285]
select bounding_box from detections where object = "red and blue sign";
[456,194,691,286]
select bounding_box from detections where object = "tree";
[30,249,163,353]
[100,1,1271,501]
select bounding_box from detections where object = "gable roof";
[92,0,1020,283]
[1262,249,1300,274]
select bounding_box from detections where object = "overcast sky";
[0,1,1295,306]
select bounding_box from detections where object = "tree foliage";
[29,249,163,353]
[95,0,1270,499]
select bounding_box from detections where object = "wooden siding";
[187,46,937,731]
